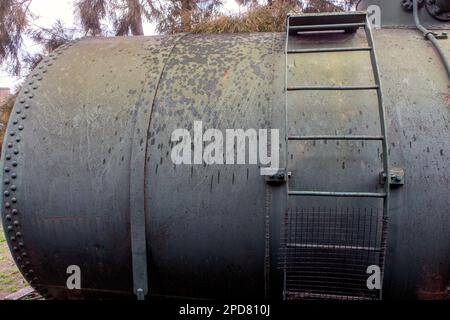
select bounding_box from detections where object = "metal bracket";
[380,168,405,186]
[136,288,145,300]
[425,31,448,39]
[265,168,290,185]
[434,32,448,39]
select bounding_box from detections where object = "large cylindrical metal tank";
[1,7,449,300]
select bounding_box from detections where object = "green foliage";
[0,1,360,75]
[75,0,224,35]
[0,222,27,298]
[192,3,291,33]
[0,0,32,76]
[192,1,359,34]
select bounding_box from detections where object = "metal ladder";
[283,12,390,300]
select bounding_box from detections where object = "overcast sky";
[0,0,241,90]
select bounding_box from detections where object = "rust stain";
[445,93,450,107]
[417,262,449,300]
[223,69,230,82]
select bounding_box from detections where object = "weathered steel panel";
[0,28,449,299]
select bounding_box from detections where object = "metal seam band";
[129,33,189,300]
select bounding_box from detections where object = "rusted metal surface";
[416,262,449,300]
[0,25,448,300]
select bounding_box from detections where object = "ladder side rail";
[283,15,291,301]
[364,15,390,300]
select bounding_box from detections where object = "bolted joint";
[380,168,405,187]
[265,168,290,186]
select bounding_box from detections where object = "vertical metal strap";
[129,34,187,300]
[129,79,151,300]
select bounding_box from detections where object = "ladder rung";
[287,46,372,54]
[289,23,366,32]
[288,135,384,141]
[285,243,382,252]
[285,291,373,301]
[288,191,387,198]
[288,12,367,26]
[287,85,379,91]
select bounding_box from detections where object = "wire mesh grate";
[279,206,387,300]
